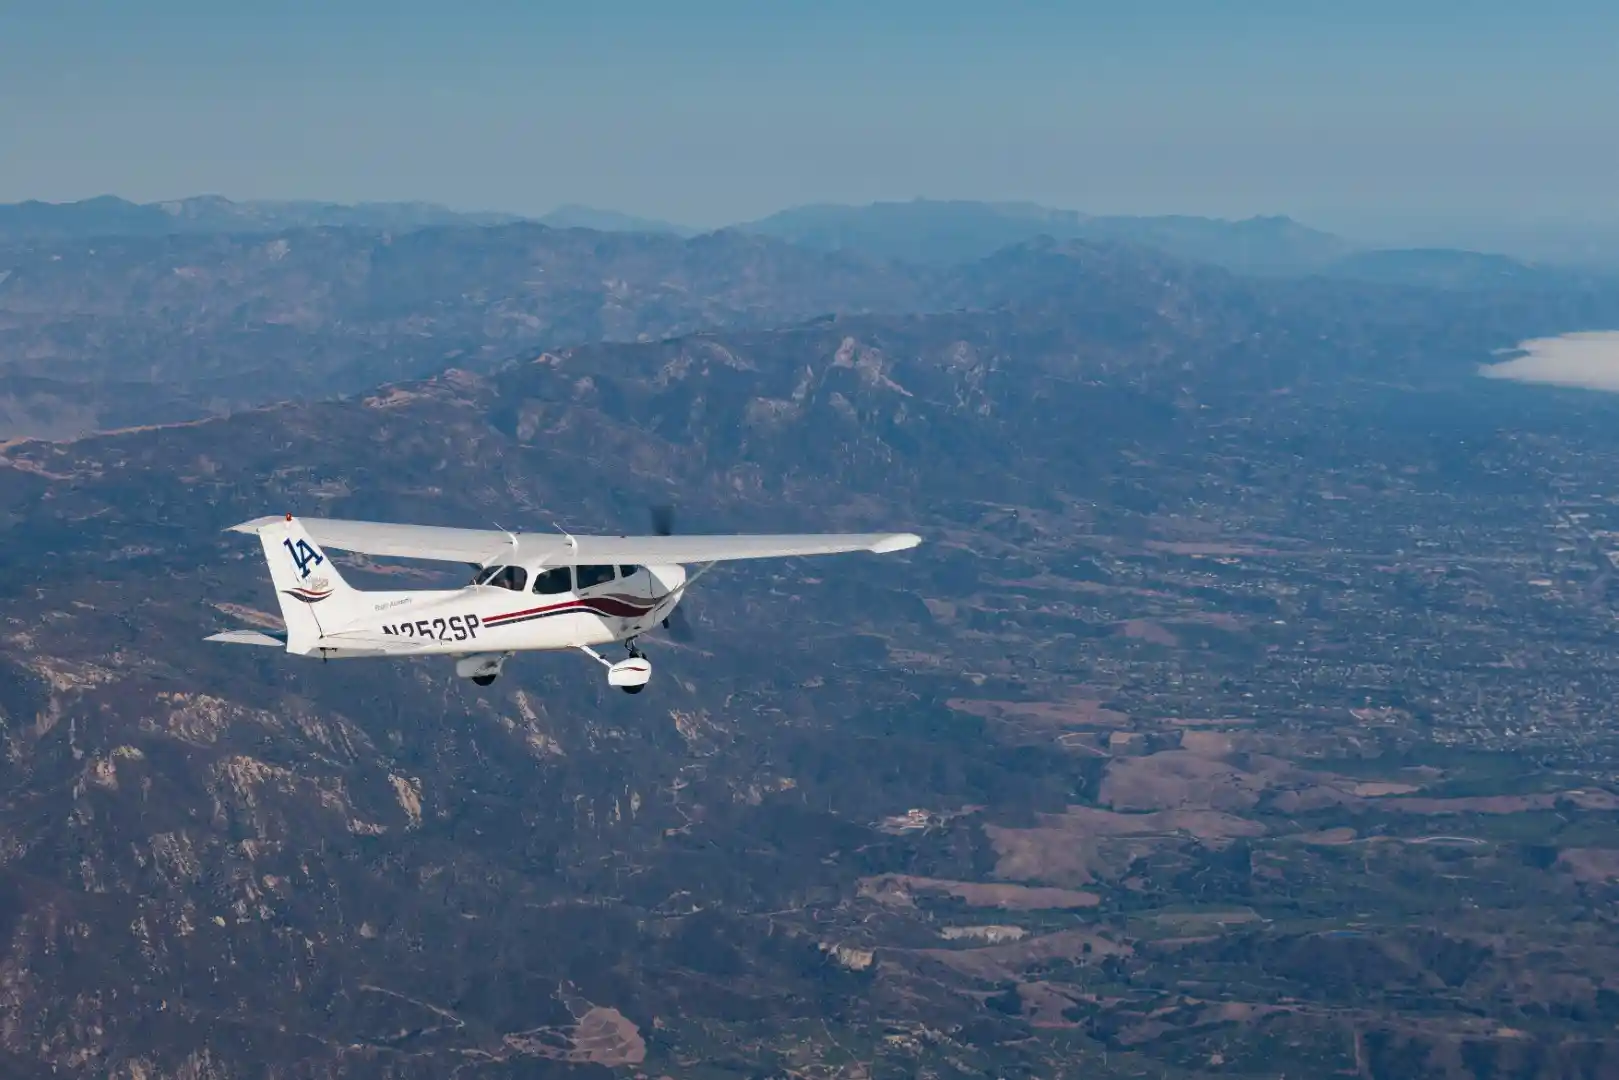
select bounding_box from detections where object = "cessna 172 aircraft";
[207,511,922,693]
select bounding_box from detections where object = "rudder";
[255,515,363,651]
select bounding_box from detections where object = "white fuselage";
[294,562,686,659]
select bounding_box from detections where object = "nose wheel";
[575,643,653,694]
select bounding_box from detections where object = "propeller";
[650,503,695,641]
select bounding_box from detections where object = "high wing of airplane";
[208,512,921,694]
[227,515,921,567]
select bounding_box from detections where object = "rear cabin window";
[574,564,616,590]
[617,565,642,579]
[531,567,572,595]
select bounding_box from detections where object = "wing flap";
[229,516,920,566]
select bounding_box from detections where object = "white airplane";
[207,511,922,693]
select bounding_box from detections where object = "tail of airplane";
[251,514,366,651]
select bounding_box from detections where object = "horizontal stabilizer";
[205,629,286,647]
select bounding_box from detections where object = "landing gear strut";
[621,639,648,692]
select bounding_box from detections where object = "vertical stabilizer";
[249,514,365,652]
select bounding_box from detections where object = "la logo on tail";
[282,533,333,603]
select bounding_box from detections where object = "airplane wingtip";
[871,532,922,554]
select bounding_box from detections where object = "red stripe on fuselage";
[483,592,659,626]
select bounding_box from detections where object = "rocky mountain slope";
[4,247,1619,1076]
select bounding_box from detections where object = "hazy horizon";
[10,191,1619,266]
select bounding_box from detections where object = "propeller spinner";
[650,503,695,641]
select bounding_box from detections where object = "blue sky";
[3,1,1616,232]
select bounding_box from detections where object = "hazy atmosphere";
[5,1,1618,243]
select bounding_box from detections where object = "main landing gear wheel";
[456,652,509,687]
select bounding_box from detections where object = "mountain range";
[0,194,529,241]
[0,224,927,436]
[0,195,688,244]
[4,210,1614,441]
[8,194,1613,284]
[736,200,1619,284]
[736,199,1353,275]
[0,193,1618,1076]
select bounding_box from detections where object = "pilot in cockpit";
[470,565,528,591]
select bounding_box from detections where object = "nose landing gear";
[575,641,652,694]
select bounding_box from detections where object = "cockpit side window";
[472,566,524,592]
[532,567,572,595]
[617,564,642,579]
[574,564,616,590]
[486,565,527,591]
